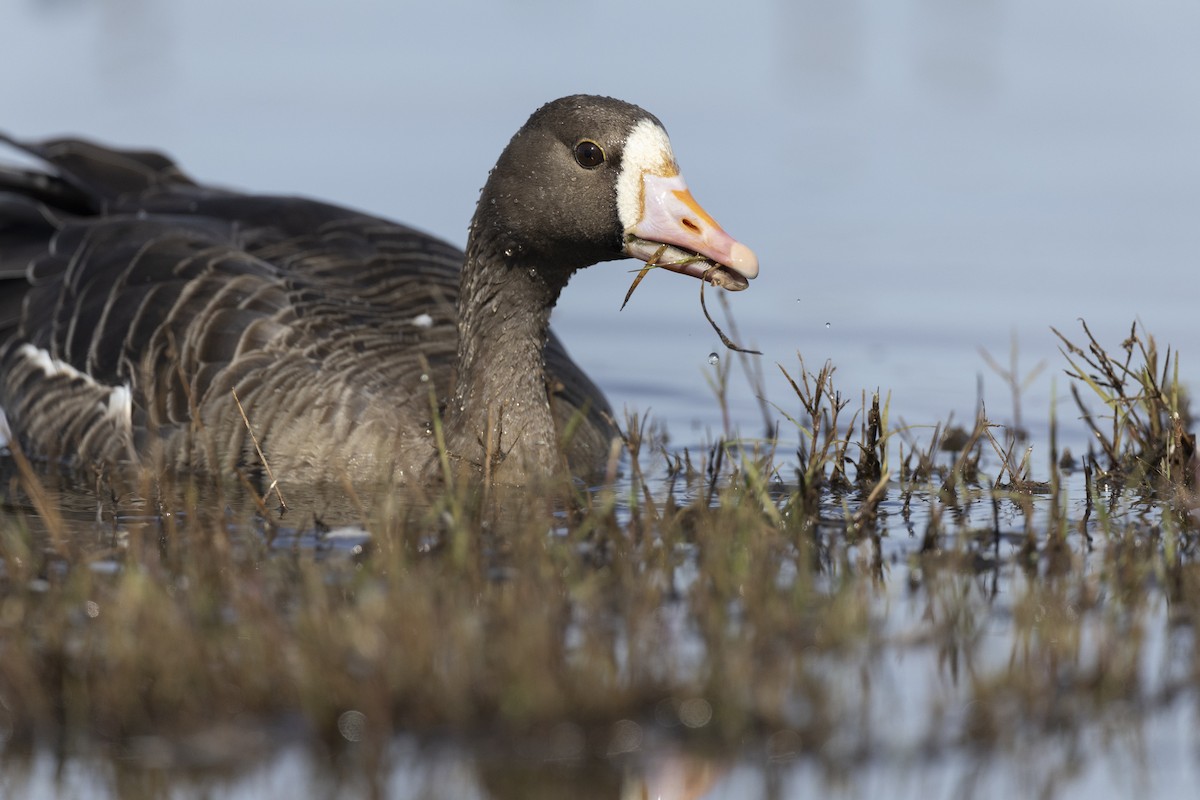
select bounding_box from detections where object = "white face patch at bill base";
[615,118,678,231]
[616,121,760,286]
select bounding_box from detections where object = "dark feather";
[0,131,615,480]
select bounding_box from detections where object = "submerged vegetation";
[0,320,1195,798]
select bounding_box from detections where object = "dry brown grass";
[0,319,1194,798]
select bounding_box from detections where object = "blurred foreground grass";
[0,320,1195,799]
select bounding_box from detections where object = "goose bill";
[623,172,758,291]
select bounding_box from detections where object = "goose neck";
[444,237,568,478]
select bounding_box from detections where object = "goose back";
[0,136,614,482]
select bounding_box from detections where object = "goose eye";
[573,140,605,169]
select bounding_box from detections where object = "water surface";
[2,1,1199,797]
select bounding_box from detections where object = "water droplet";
[707,352,719,365]
[412,313,433,329]
[504,248,514,257]
[825,322,831,329]
[337,710,367,742]
[607,719,642,755]
[419,373,429,383]
[679,697,713,728]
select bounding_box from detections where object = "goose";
[0,95,757,486]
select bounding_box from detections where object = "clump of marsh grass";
[0,422,879,790]
[980,331,1048,444]
[775,358,891,506]
[0,318,1196,798]
[1054,320,1195,496]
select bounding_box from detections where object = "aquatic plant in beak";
[621,246,761,355]
[613,117,760,353]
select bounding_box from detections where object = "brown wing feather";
[0,134,614,476]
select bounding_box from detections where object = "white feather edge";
[16,343,133,431]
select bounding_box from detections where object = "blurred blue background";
[4,0,1198,456]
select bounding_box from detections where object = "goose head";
[472,95,758,289]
